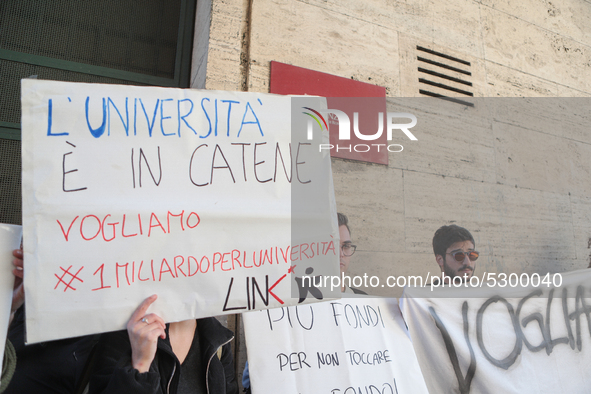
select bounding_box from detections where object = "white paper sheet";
[21,79,339,343]
[243,297,429,394]
[401,269,591,393]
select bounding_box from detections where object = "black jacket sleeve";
[88,329,162,394]
[220,342,238,394]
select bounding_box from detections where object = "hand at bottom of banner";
[127,294,167,373]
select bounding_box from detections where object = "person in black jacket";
[3,248,96,394]
[89,295,238,394]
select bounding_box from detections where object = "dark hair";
[337,212,350,234]
[432,224,474,257]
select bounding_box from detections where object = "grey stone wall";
[196,0,591,287]
[194,0,591,385]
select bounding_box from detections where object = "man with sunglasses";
[432,224,479,284]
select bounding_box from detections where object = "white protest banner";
[21,79,340,343]
[243,297,429,394]
[0,224,22,377]
[401,269,591,393]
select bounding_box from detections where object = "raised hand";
[126,294,167,373]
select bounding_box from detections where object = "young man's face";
[339,225,352,275]
[436,240,476,281]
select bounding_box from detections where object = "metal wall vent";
[416,45,474,107]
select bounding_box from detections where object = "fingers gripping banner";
[21,80,339,343]
[401,269,591,394]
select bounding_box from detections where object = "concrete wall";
[193,0,591,385]
[199,0,591,96]
[196,0,591,285]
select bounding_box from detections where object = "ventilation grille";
[0,139,22,225]
[416,46,474,106]
[0,0,190,226]
[0,0,182,78]
[1,59,145,125]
